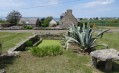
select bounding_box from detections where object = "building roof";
[49,19,57,24]
[49,19,57,27]
[18,17,39,25]
[59,9,78,29]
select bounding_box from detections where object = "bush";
[41,16,53,27]
[24,26,33,29]
[65,23,109,53]
[30,45,63,57]
[25,40,33,47]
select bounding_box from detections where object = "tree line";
[0,10,53,27]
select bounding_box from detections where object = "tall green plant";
[30,45,63,57]
[65,23,109,53]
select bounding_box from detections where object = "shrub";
[30,45,63,57]
[65,23,109,53]
[24,26,33,29]
[25,40,33,47]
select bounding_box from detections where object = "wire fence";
[90,23,119,27]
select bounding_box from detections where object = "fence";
[90,23,119,27]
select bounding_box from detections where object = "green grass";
[38,40,61,47]
[0,32,32,52]
[30,40,62,57]
[30,45,63,57]
[1,32,119,73]
[96,32,119,50]
[3,51,98,73]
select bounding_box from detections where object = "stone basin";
[90,49,119,61]
[90,49,119,72]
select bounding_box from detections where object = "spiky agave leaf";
[65,23,109,52]
[65,36,82,50]
[91,44,108,49]
[90,29,110,47]
[96,29,110,38]
[66,36,81,45]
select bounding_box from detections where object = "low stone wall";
[39,34,64,40]
[34,27,68,30]
[33,38,42,47]
[7,33,64,53]
[7,33,64,56]
[7,34,40,54]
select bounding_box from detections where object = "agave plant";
[65,23,109,53]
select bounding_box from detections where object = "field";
[0,32,32,52]
[3,51,96,73]
[96,32,119,50]
[0,32,119,73]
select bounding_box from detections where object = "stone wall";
[59,9,78,29]
[39,34,64,40]
[8,34,40,54]
[7,34,64,56]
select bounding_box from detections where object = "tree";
[6,10,22,25]
[42,16,53,27]
[40,18,45,25]
[41,18,45,22]
[0,19,7,23]
[95,17,98,20]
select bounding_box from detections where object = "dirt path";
[0,29,119,34]
[0,30,68,34]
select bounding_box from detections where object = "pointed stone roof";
[59,9,78,29]
[49,19,57,24]
[18,17,39,25]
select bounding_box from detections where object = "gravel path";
[0,30,68,34]
[0,29,119,34]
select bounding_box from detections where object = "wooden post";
[92,57,97,68]
[105,60,112,72]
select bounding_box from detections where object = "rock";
[65,42,83,53]
[7,51,20,57]
[90,49,119,61]
[0,69,6,73]
[105,60,112,72]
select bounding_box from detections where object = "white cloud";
[0,0,59,10]
[39,0,59,6]
[83,0,115,8]
[0,0,24,9]
[70,0,116,18]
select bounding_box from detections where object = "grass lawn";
[3,51,97,73]
[0,32,32,52]
[96,26,119,29]
[96,32,119,51]
[31,40,62,57]
[38,40,61,47]
[1,32,119,73]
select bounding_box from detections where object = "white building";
[49,19,57,27]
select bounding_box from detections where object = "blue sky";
[0,0,119,18]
